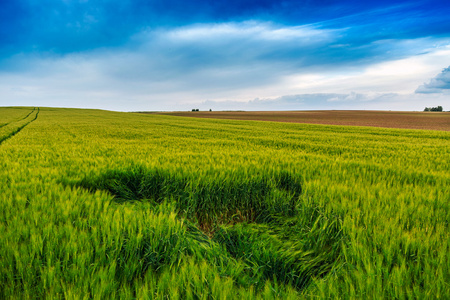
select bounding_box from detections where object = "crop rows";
[0,107,449,298]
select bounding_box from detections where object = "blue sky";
[1,0,450,111]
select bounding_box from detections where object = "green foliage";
[424,106,443,111]
[75,166,303,226]
[0,107,449,298]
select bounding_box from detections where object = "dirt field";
[153,110,450,131]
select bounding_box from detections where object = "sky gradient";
[1,0,450,111]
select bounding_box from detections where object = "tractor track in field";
[0,108,40,146]
[0,108,36,129]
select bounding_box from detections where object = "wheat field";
[0,107,449,298]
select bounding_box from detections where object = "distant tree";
[192,109,200,112]
[424,106,443,112]
[209,109,212,112]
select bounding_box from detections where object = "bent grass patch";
[73,165,345,292]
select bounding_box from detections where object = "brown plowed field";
[154,110,450,131]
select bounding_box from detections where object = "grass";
[0,107,449,298]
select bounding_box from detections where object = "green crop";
[0,107,448,299]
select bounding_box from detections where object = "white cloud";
[153,21,337,43]
[1,22,450,111]
[416,66,450,94]
[283,45,450,95]
[200,92,449,111]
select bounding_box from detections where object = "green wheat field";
[1,107,449,299]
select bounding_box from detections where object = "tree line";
[424,106,443,112]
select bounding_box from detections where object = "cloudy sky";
[1,0,450,111]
